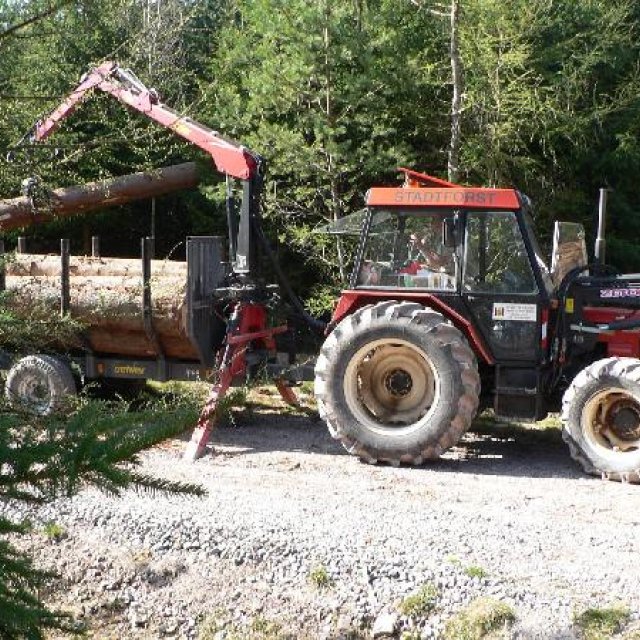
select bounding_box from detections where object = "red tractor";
[316,172,640,482]
[9,63,640,482]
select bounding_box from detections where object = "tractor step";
[494,365,546,420]
[495,386,537,396]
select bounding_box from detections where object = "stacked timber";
[3,253,199,359]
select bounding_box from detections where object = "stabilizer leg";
[275,379,299,407]
[183,361,233,462]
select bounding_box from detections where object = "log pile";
[2,253,200,359]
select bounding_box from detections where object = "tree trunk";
[322,0,347,283]
[0,162,200,232]
[448,0,464,183]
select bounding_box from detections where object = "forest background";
[1,0,639,313]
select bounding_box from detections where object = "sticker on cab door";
[491,303,537,322]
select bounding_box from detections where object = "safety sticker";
[492,302,537,322]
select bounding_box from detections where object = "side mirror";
[442,217,456,248]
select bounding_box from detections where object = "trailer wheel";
[562,357,640,482]
[5,355,76,415]
[314,301,480,464]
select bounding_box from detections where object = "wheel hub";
[608,402,640,441]
[384,369,413,397]
[583,388,640,453]
[343,339,437,432]
[19,375,50,410]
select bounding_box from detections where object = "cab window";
[357,209,457,291]
[463,211,537,294]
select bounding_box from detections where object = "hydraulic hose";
[253,218,327,335]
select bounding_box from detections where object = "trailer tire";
[5,355,76,415]
[562,357,640,482]
[314,301,480,465]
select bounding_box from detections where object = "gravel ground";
[3,390,640,639]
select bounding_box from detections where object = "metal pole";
[226,175,237,262]
[595,188,608,265]
[60,239,70,316]
[17,236,26,254]
[0,240,5,292]
[150,196,156,259]
[91,235,100,258]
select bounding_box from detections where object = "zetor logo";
[600,288,640,298]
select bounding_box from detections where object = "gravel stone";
[2,414,640,638]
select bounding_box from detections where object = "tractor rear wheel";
[5,354,76,415]
[314,301,480,464]
[562,357,640,482]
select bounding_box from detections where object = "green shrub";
[574,604,631,640]
[398,583,439,618]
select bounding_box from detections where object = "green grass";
[250,616,286,638]
[398,583,439,618]
[464,565,488,579]
[41,521,66,540]
[443,597,515,640]
[309,563,333,588]
[574,604,631,640]
[198,613,294,640]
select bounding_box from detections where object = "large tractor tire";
[5,355,76,415]
[562,357,640,482]
[314,301,481,465]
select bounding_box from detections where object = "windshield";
[314,209,371,235]
[355,209,457,291]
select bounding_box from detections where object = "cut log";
[5,274,186,329]
[0,162,200,231]
[6,253,187,278]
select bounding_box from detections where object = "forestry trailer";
[6,61,640,482]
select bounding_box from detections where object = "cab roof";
[365,167,521,210]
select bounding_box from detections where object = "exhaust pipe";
[595,187,609,265]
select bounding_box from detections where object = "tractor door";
[461,210,550,418]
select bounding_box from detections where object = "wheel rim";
[582,387,640,453]
[343,338,438,435]
[14,372,52,414]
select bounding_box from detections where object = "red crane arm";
[32,61,259,180]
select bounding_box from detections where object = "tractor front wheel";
[314,301,480,465]
[562,357,640,482]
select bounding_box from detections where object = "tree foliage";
[1,0,639,278]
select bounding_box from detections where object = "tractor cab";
[350,168,553,296]
[323,170,558,422]
[329,170,553,366]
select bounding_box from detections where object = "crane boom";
[10,60,317,463]
[21,60,264,277]
[31,61,261,180]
